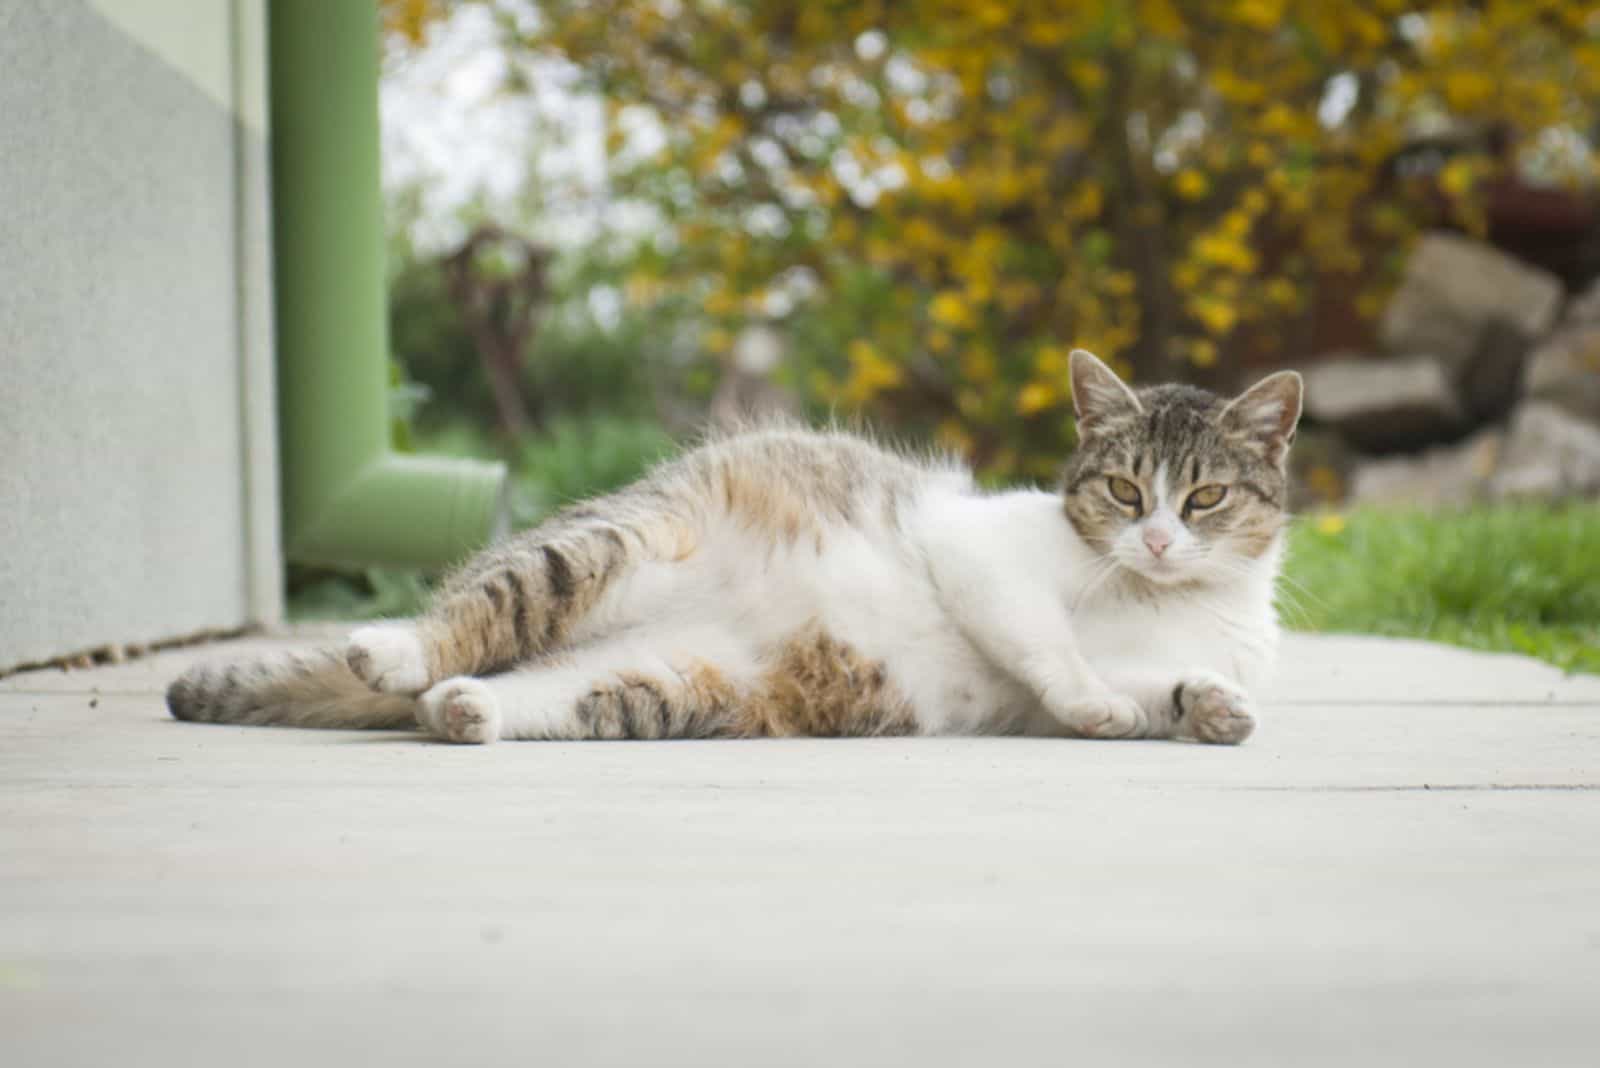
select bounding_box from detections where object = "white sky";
[379,2,609,253]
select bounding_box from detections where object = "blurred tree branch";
[442,224,552,438]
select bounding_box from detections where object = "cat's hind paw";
[419,677,502,744]
[1175,672,1256,745]
[347,624,431,695]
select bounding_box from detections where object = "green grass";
[1282,504,1600,675]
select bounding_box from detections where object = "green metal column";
[269,0,505,569]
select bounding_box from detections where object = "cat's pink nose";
[1142,527,1173,558]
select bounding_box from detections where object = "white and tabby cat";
[169,350,1302,746]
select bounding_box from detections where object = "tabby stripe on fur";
[167,649,413,729]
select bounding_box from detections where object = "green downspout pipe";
[268,0,506,569]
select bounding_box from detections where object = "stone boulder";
[1489,402,1600,501]
[1523,324,1600,425]
[1302,354,1468,453]
[1348,429,1502,509]
[1563,277,1600,326]
[1458,317,1531,424]
[1380,232,1564,371]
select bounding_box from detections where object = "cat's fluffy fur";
[168,351,1302,746]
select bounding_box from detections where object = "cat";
[168,350,1302,746]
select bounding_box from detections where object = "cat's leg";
[348,500,695,695]
[1103,669,1257,745]
[922,511,1145,740]
[416,626,755,744]
[1051,691,1149,739]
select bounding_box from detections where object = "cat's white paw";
[1058,692,1146,739]
[1175,671,1256,745]
[347,624,431,695]
[419,677,502,744]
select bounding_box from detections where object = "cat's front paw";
[419,677,501,744]
[347,624,431,695]
[1175,671,1256,745]
[1057,692,1147,739]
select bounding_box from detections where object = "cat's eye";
[1186,484,1227,511]
[1106,476,1143,510]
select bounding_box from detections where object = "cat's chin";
[1122,556,1207,588]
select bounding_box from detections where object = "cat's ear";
[1220,370,1302,467]
[1069,349,1141,436]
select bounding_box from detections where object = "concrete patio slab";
[2,631,1598,1067]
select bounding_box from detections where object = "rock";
[1380,232,1564,370]
[1348,429,1503,508]
[1457,318,1530,424]
[1302,354,1468,453]
[1523,324,1600,424]
[1490,401,1600,501]
[1563,277,1600,326]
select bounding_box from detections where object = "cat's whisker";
[1274,572,1328,613]
[1193,550,1315,628]
[1205,549,1316,621]
[1072,556,1122,611]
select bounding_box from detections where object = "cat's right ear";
[1069,349,1141,436]
[1220,370,1302,468]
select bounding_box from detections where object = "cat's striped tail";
[166,647,416,729]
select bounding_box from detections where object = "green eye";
[1107,476,1143,510]
[1186,484,1227,511]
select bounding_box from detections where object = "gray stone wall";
[0,0,280,670]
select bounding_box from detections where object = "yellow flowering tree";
[391,0,1600,476]
[382,0,438,44]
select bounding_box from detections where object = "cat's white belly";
[590,522,1025,733]
[792,527,1026,733]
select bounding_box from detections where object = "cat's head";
[1059,349,1301,587]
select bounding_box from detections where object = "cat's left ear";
[1220,371,1302,468]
